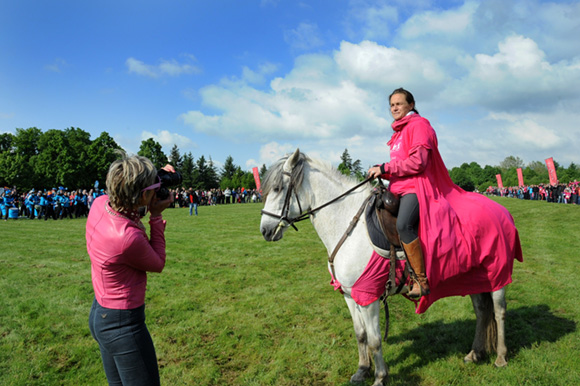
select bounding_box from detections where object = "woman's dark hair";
[389,87,419,114]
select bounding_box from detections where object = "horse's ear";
[283,148,301,174]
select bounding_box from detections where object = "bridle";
[261,171,373,233]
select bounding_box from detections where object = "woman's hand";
[148,193,174,217]
[367,166,383,179]
[161,164,175,173]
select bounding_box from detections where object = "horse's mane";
[262,150,362,200]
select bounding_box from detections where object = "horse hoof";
[350,367,370,384]
[463,350,481,364]
[494,356,508,367]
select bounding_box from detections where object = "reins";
[261,175,373,230]
[261,173,374,280]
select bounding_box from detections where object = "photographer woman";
[86,154,174,385]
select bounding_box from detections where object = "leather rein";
[261,172,373,231]
[261,173,373,277]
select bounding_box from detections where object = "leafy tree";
[0,132,14,153]
[86,132,122,189]
[13,127,41,157]
[138,138,168,169]
[0,151,18,187]
[4,128,42,188]
[64,127,93,186]
[33,129,71,187]
[449,165,475,191]
[499,155,524,171]
[567,162,580,181]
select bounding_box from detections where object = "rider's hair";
[389,88,419,114]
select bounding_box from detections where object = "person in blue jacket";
[34,191,43,219]
[25,189,40,219]
[2,189,16,219]
[59,190,73,219]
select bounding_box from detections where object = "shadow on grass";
[381,304,575,385]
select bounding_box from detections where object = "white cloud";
[45,58,68,73]
[284,22,324,52]
[180,0,580,169]
[141,130,197,153]
[487,112,563,150]
[241,62,279,85]
[181,53,389,143]
[334,40,447,95]
[399,1,477,39]
[126,56,201,78]
[441,35,580,112]
[345,2,398,41]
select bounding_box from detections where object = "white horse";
[260,149,509,386]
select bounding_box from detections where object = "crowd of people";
[485,181,580,204]
[0,186,263,220]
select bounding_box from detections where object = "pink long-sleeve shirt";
[86,195,167,309]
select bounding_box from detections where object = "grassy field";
[0,198,578,385]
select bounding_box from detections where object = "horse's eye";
[273,187,281,193]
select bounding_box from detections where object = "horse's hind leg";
[465,292,491,364]
[491,288,508,367]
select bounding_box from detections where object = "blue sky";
[1,0,579,172]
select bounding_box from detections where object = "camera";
[156,169,183,199]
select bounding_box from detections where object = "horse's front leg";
[491,288,508,367]
[345,296,388,386]
[345,296,371,383]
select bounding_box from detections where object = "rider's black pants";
[396,193,420,244]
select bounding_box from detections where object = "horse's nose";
[261,226,273,241]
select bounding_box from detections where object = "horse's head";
[260,148,308,241]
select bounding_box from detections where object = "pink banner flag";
[496,174,503,189]
[545,157,558,186]
[252,167,261,192]
[517,168,524,187]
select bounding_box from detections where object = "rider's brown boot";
[402,238,430,298]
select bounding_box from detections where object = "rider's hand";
[367,166,382,179]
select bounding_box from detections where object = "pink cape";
[330,252,407,306]
[392,114,523,313]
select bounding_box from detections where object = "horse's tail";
[480,293,498,354]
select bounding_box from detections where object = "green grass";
[0,198,578,385]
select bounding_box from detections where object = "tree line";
[2,127,577,194]
[0,127,262,192]
[336,150,580,192]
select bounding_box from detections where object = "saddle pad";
[365,195,392,255]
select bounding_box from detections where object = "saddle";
[365,184,401,255]
[365,183,413,297]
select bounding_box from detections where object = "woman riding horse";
[368,88,523,307]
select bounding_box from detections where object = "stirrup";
[408,279,430,299]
